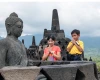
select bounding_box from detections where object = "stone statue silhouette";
[0,12,27,68]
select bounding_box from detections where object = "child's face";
[71,33,80,40]
[48,38,55,46]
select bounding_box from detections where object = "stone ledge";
[0,66,40,80]
[40,63,97,80]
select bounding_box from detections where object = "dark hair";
[71,29,80,35]
[47,36,55,41]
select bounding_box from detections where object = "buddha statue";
[0,12,27,68]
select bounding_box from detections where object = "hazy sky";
[0,2,100,37]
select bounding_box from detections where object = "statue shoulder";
[0,38,8,45]
[18,40,26,49]
[0,38,9,51]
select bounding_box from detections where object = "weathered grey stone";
[40,61,69,66]
[98,73,100,80]
[70,61,91,64]
[27,60,41,66]
[40,61,53,66]
[41,61,70,65]
[52,61,70,65]
[27,61,70,66]
[40,64,77,80]
[39,62,98,80]
[0,12,27,68]
[75,63,97,80]
[51,9,60,31]
[27,36,39,60]
[0,66,40,80]
[70,61,99,80]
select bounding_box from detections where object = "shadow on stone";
[0,73,4,80]
[35,74,47,80]
[93,63,99,80]
[75,69,85,80]
[40,69,52,80]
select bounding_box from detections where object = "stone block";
[27,60,41,66]
[70,61,99,80]
[40,64,77,80]
[0,66,40,80]
[40,63,98,80]
[74,63,98,80]
[40,61,53,66]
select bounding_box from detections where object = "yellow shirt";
[67,40,84,55]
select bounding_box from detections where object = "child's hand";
[51,51,56,56]
[50,51,55,54]
[48,48,52,53]
[71,39,76,44]
[49,51,55,54]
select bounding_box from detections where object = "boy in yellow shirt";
[67,29,84,61]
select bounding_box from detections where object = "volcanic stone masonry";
[27,9,73,61]
[0,9,99,80]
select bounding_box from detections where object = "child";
[42,36,61,61]
[67,29,84,61]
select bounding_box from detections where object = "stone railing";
[0,66,40,80]
[0,61,99,80]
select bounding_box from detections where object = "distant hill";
[80,37,100,49]
[0,35,100,60]
[19,34,100,49]
[19,34,43,48]
[0,35,99,62]
[0,35,99,49]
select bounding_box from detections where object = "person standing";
[42,36,61,61]
[67,29,84,61]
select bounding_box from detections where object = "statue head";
[5,12,23,38]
